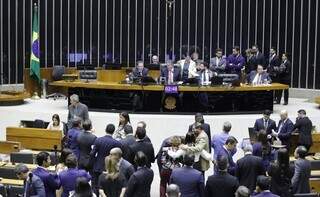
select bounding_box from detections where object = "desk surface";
[50,81,289,92]
[0,178,23,185]
[0,162,56,171]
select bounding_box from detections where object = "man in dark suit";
[77,119,97,171]
[32,152,60,197]
[248,65,271,84]
[272,110,294,150]
[90,124,123,194]
[132,61,149,78]
[252,175,280,197]
[160,61,181,84]
[129,127,155,168]
[292,146,311,194]
[170,154,204,197]
[205,156,239,197]
[119,124,136,161]
[226,46,246,75]
[66,117,82,159]
[275,53,291,105]
[293,109,313,151]
[15,164,46,197]
[267,47,281,81]
[251,45,266,68]
[110,147,135,182]
[125,151,154,197]
[188,113,211,152]
[254,110,277,135]
[216,136,238,176]
[236,144,265,192]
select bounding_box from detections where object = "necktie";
[203,71,207,84]
[278,122,283,133]
[264,120,268,129]
[258,74,261,84]
[216,58,220,66]
[168,70,173,84]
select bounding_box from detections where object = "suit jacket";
[132,67,149,78]
[292,158,311,194]
[119,158,135,181]
[24,173,46,197]
[293,117,313,146]
[77,131,97,170]
[59,168,91,197]
[177,59,198,79]
[32,167,60,197]
[268,162,294,197]
[125,166,154,197]
[226,54,245,74]
[205,172,239,197]
[210,56,227,74]
[278,60,291,83]
[67,102,89,127]
[235,154,265,191]
[66,128,81,158]
[120,134,136,161]
[217,147,236,176]
[90,135,123,173]
[248,71,271,84]
[189,123,211,152]
[268,54,282,78]
[184,131,210,171]
[252,191,280,197]
[251,52,266,67]
[160,67,181,82]
[129,140,155,168]
[170,166,204,197]
[254,118,277,135]
[277,119,294,148]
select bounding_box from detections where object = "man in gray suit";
[210,48,227,74]
[292,146,311,194]
[110,147,135,182]
[67,94,89,128]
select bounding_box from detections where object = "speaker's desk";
[50,81,288,114]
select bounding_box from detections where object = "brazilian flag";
[30,3,40,83]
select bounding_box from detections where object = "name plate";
[164,85,179,94]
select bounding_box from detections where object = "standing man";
[210,48,227,74]
[67,94,89,128]
[189,113,212,152]
[15,164,46,197]
[180,123,210,174]
[235,145,265,192]
[251,45,266,68]
[293,109,313,151]
[151,55,160,65]
[177,56,198,81]
[253,110,277,135]
[216,136,238,176]
[109,147,135,182]
[66,118,82,159]
[211,121,233,159]
[170,154,205,197]
[272,110,294,150]
[275,53,291,105]
[226,46,246,76]
[292,146,311,194]
[33,152,60,197]
[90,124,123,194]
[77,119,97,171]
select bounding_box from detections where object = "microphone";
[53,145,58,168]
[29,173,33,184]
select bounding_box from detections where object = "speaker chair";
[46,65,67,100]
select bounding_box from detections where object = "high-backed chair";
[46,65,66,100]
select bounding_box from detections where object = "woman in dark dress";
[267,148,294,197]
[98,156,127,197]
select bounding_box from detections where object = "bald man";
[272,110,294,150]
[110,147,135,181]
[166,184,181,197]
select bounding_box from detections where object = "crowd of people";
[131,45,291,105]
[14,93,315,197]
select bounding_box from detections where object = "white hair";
[70,94,79,103]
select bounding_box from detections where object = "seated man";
[132,61,149,78]
[248,65,271,84]
[160,61,181,84]
[198,61,215,86]
[210,48,227,74]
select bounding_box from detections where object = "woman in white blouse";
[47,114,64,131]
[113,112,131,140]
